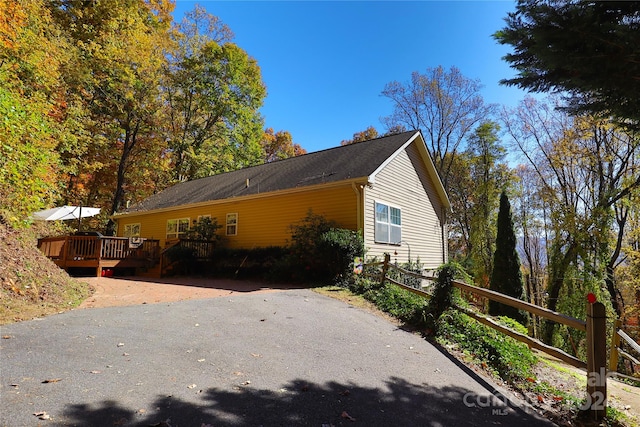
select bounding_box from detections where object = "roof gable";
[119,131,448,214]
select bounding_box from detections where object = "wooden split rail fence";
[365,254,616,421]
[610,320,640,376]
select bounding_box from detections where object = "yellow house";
[113,130,451,268]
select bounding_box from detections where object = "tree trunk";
[543,241,577,343]
[105,118,140,236]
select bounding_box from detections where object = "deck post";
[62,236,69,265]
[585,300,607,421]
[96,238,103,277]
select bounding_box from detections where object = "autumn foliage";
[0,0,303,229]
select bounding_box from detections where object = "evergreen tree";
[489,191,527,324]
[495,0,640,126]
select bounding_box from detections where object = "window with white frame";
[226,213,237,236]
[124,223,141,237]
[166,218,190,240]
[375,201,401,244]
[197,214,211,222]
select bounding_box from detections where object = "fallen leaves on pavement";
[33,411,50,420]
[341,411,356,422]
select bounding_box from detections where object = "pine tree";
[489,191,527,324]
[495,0,640,126]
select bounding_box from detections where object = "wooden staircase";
[136,263,162,278]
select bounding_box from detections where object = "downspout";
[351,182,365,232]
[441,207,448,263]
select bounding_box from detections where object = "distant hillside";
[0,219,91,324]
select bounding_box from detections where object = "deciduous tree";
[512,164,547,337]
[445,122,513,287]
[164,5,266,181]
[49,0,175,234]
[502,97,640,342]
[0,0,73,224]
[467,121,510,286]
[260,128,306,162]
[381,66,495,187]
[340,126,379,145]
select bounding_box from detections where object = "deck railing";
[160,239,217,276]
[37,235,160,275]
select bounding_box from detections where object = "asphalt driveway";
[0,289,554,426]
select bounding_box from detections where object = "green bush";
[317,228,364,287]
[211,246,287,279]
[164,244,197,263]
[362,283,429,328]
[353,259,537,386]
[436,309,537,383]
[184,216,222,241]
[163,245,198,275]
[272,211,364,285]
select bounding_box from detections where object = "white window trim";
[124,223,141,238]
[166,218,190,240]
[374,200,402,244]
[226,213,238,236]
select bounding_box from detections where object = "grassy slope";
[0,221,92,325]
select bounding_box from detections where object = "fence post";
[380,253,390,287]
[586,300,607,421]
[609,319,622,372]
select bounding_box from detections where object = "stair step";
[137,264,162,278]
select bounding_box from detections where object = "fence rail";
[609,320,640,373]
[366,254,609,421]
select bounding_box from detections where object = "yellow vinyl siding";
[116,184,358,249]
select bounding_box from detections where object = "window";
[124,223,140,237]
[375,201,401,244]
[166,218,190,240]
[226,213,237,236]
[197,214,211,222]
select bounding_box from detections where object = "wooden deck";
[37,235,161,277]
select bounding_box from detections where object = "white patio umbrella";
[32,205,101,231]
[32,205,101,221]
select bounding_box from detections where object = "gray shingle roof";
[120,131,420,214]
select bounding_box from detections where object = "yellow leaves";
[0,0,28,51]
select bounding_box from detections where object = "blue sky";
[173,1,528,153]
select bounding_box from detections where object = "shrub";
[164,244,197,263]
[317,228,364,287]
[436,309,537,383]
[362,283,429,328]
[274,211,364,285]
[354,259,537,385]
[212,246,287,279]
[184,216,222,241]
[163,244,198,275]
[422,262,469,332]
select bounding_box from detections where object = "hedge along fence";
[364,254,609,421]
